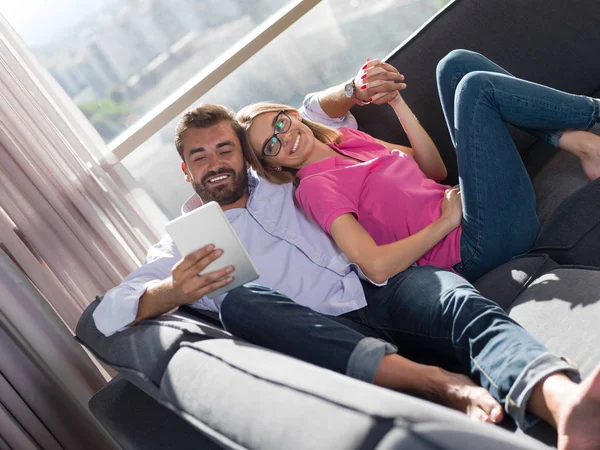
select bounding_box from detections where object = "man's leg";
[358,266,600,449]
[219,284,502,422]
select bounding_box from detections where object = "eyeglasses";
[262,110,291,158]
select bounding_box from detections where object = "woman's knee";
[436,49,486,81]
[455,70,497,105]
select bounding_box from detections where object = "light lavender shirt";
[93,95,365,337]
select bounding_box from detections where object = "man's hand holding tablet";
[131,244,233,326]
[170,244,235,302]
[130,201,260,325]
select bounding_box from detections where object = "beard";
[191,167,249,206]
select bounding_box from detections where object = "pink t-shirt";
[295,127,462,271]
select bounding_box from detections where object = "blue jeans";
[436,50,600,281]
[220,267,577,430]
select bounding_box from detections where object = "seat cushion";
[500,266,600,446]
[530,178,600,266]
[508,267,600,378]
[474,255,558,311]
[76,298,233,397]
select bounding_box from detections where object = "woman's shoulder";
[338,127,377,143]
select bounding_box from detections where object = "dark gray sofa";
[76,0,600,448]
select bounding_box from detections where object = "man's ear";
[181,162,191,183]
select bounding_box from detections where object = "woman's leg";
[436,49,564,148]
[359,265,600,449]
[449,67,600,281]
[220,284,502,421]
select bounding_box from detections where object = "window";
[5,0,290,143]
[5,0,447,224]
[121,0,446,220]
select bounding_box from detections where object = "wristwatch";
[343,79,370,106]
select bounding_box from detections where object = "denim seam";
[458,84,489,273]
[585,96,600,130]
[458,237,480,272]
[357,307,371,327]
[493,89,597,131]
[365,326,449,340]
[364,324,470,355]
[470,356,502,392]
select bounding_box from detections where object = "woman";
[236,50,600,283]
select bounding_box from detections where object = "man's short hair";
[175,104,243,161]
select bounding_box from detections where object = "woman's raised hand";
[440,187,463,230]
[354,58,407,104]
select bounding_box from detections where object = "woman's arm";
[317,59,406,119]
[329,188,462,284]
[375,94,447,182]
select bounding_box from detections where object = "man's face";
[181,121,249,206]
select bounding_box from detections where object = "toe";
[469,407,493,423]
[475,389,504,423]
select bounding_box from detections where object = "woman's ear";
[266,165,283,172]
[287,109,302,121]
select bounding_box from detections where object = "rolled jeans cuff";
[506,352,579,430]
[346,337,397,383]
[587,98,600,132]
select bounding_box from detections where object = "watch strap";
[350,79,370,106]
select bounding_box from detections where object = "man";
[93,60,600,449]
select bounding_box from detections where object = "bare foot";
[558,130,600,180]
[434,371,505,424]
[557,365,600,450]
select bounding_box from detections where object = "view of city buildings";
[14,0,446,221]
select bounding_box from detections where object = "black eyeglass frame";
[261,110,291,158]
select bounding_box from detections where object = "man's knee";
[220,285,293,333]
[219,286,259,332]
[398,266,477,303]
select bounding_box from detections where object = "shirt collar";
[297,156,338,180]
[181,169,259,214]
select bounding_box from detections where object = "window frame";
[107,0,322,162]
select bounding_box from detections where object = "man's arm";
[304,58,406,122]
[131,245,233,325]
[92,233,232,336]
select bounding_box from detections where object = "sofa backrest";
[352,0,600,184]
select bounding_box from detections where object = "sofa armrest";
[158,339,548,450]
[76,298,233,397]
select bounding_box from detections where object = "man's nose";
[207,156,228,171]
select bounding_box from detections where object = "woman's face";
[247,110,315,170]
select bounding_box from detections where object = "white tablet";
[165,201,260,298]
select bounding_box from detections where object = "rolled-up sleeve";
[92,233,181,336]
[299,91,359,130]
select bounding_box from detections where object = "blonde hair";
[236,102,342,185]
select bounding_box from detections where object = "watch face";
[344,82,354,99]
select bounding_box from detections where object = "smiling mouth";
[206,174,231,185]
[290,134,300,154]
